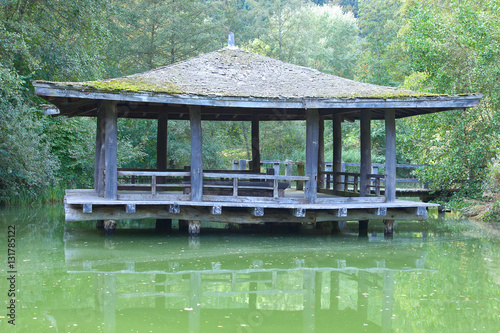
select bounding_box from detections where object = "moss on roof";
[39,47,439,99]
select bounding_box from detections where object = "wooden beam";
[169,204,180,214]
[210,206,222,215]
[318,119,325,189]
[360,110,371,197]
[95,105,105,196]
[332,114,342,192]
[305,109,320,203]
[251,115,260,173]
[189,106,203,202]
[385,109,397,202]
[157,113,168,171]
[103,101,118,200]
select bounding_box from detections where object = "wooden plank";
[103,101,118,200]
[385,109,397,202]
[118,171,190,177]
[360,110,371,197]
[305,109,319,203]
[189,106,203,201]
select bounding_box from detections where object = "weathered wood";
[189,106,203,201]
[104,101,118,200]
[157,113,168,172]
[251,116,260,173]
[332,114,342,192]
[360,110,371,197]
[169,204,180,214]
[318,119,325,189]
[33,83,482,118]
[250,207,264,217]
[336,208,348,217]
[296,163,305,190]
[95,105,105,196]
[210,206,222,215]
[305,109,319,203]
[83,203,92,214]
[65,203,433,223]
[188,220,201,235]
[126,203,136,213]
[292,208,306,217]
[369,207,387,216]
[385,109,397,202]
[384,219,395,236]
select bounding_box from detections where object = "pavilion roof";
[32,47,481,121]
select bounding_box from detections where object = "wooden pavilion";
[32,39,481,235]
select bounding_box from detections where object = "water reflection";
[62,231,431,333]
[1,206,500,332]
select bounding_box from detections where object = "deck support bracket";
[335,208,348,217]
[210,206,222,215]
[250,207,264,217]
[126,204,136,213]
[291,208,306,218]
[169,204,180,214]
[83,204,92,214]
[369,207,387,216]
[406,206,428,218]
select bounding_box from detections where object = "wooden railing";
[117,170,310,200]
[321,171,386,195]
[117,170,190,195]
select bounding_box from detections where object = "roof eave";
[33,81,482,114]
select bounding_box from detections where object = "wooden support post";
[157,113,168,185]
[359,220,369,237]
[318,119,325,189]
[95,105,105,196]
[360,110,371,197]
[384,219,395,237]
[188,220,201,235]
[156,219,172,232]
[103,101,118,200]
[251,115,260,173]
[385,109,397,202]
[333,114,342,192]
[189,106,203,202]
[305,109,320,203]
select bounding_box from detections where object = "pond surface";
[0,205,499,333]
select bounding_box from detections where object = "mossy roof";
[33,47,481,120]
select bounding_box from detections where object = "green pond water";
[1,205,500,333]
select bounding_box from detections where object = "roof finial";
[228,32,236,49]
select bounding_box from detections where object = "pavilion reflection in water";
[63,231,430,332]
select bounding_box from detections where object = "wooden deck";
[64,188,437,223]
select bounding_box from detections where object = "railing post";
[189,106,203,202]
